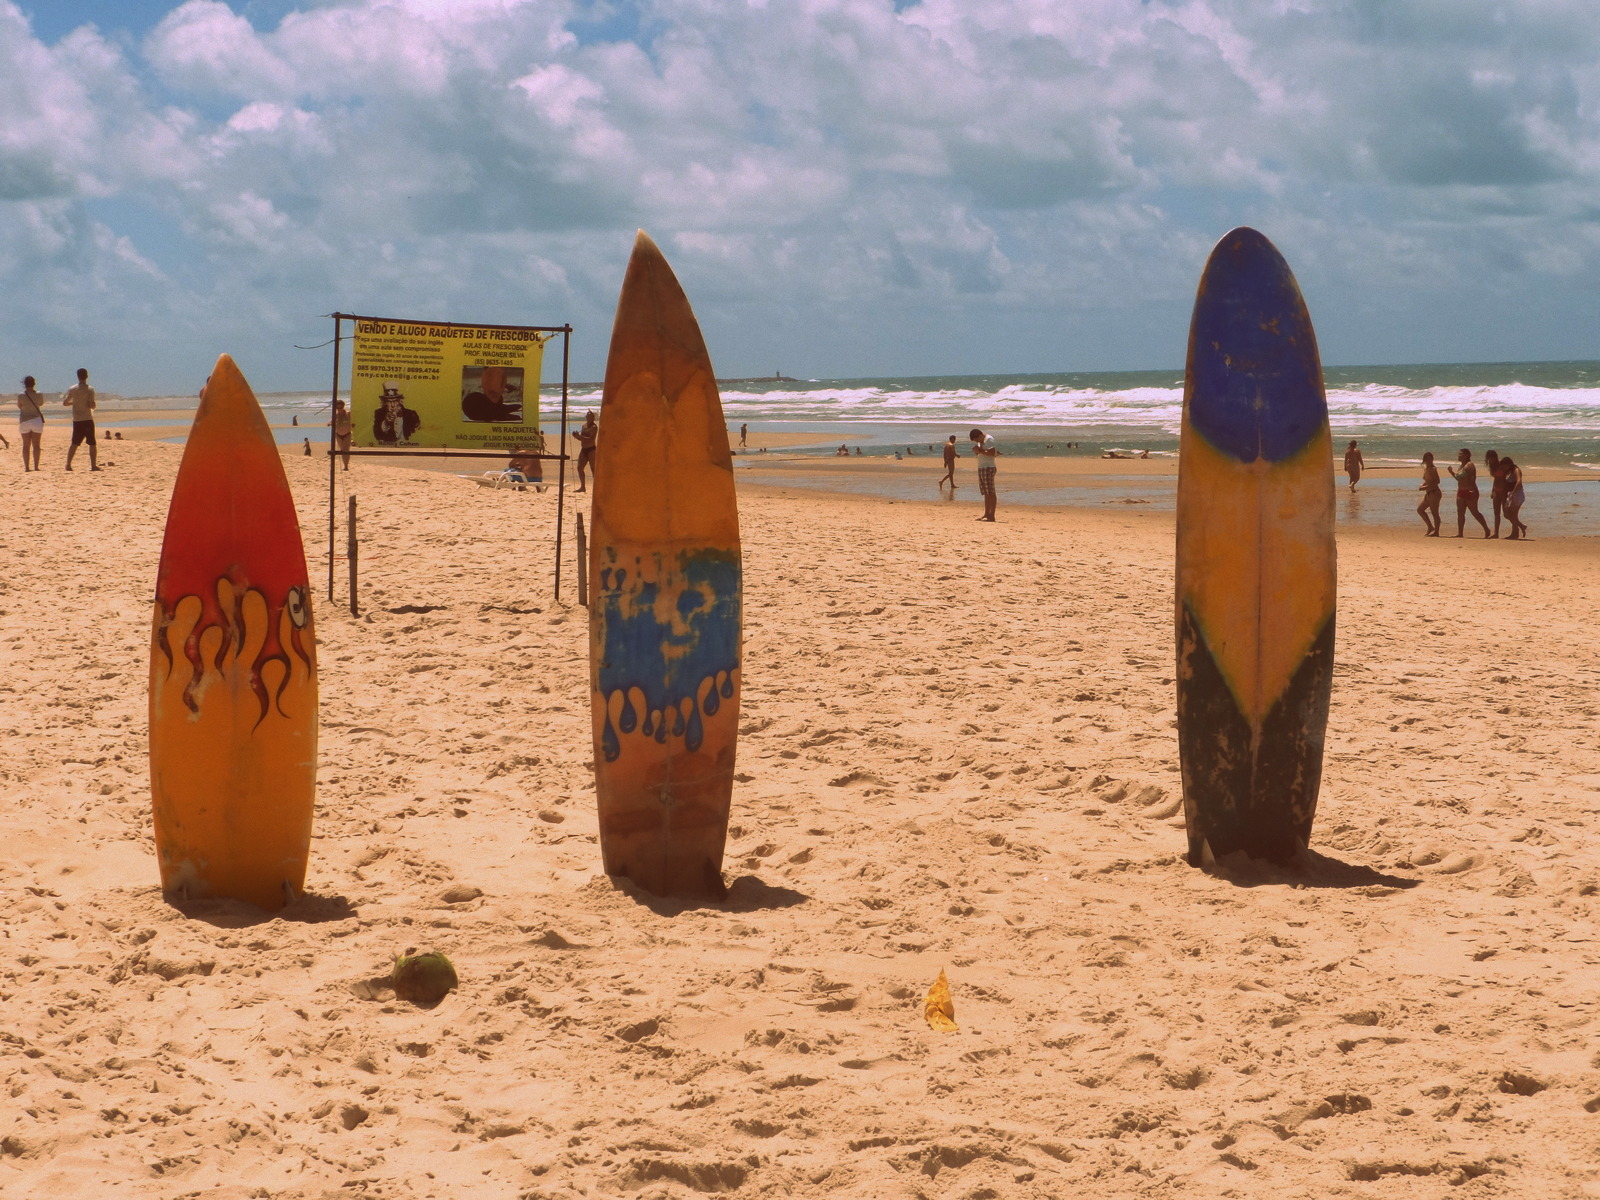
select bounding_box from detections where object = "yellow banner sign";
[349,318,552,450]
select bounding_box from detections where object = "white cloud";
[4,0,1600,389]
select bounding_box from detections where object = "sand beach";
[4,441,1600,1198]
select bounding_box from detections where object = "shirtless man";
[1343,441,1365,492]
[1448,448,1490,538]
[63,368,98,471]
[939,435,959,490]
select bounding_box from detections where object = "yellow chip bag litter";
[924,968,957,1032]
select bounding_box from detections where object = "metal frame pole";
[553,326,572,601]
[576,511,588,607]
[348,495,359,616]
[327,315,341,604]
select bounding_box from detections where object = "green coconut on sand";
[392,950,458,1005]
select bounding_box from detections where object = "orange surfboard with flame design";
[149,354,318,910]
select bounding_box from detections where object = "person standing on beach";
[1448,448,1490,538]
[1484,449,1507,536]
[939,434,959,490]
[1501,456,1528,539]
[63,368,98,472]
[969,427,998,521]
[16,377,44,471]
[1343,441,1364,492]
[332,398,353,470]
[572,410,598,492]
[1417,452,1441,536]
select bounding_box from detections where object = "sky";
[4,0,1600,394]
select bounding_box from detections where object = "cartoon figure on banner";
[373,382,421,444]
[461,365,525,423]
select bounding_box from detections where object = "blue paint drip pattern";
[596,548,741,763]
[1188,227,1325,465]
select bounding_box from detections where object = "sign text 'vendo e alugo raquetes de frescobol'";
[350,318,553,451]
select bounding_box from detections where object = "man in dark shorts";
[572,410,598,491]
[1448,447,1490,538]
[63,367,98,472]
[939,434,959,490]
[969,427,998,521]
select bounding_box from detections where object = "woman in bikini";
[1417,452,1441,536]
[16,375,44,470]
[1501,456,1528,539]
[1484,449,1508,537]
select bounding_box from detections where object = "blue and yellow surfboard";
[1175,228,1336,866]
[588,231,741,899]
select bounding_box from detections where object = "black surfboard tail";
[1176,602,1335,865]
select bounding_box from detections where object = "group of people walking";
[1417,447,1528,539]
[1346,440,1530,538]
[13,369,101,472]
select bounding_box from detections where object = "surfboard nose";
[1187,227,1324,464]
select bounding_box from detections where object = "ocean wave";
[151,376,1600,436]
[714,381,1600,431]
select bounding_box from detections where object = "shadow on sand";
[608,872,810,917]
[1204,848,1420,892]
[164,890,359,928]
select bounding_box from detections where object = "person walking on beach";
[1448,448,1490,538]
[63,368,98,472]
[739,423,748,448]
[16,377,44,471]
[939,435,959,490]
[572,410,598,492]
[969,427,998,521]
[1343,440,1364,492]
[1484,449,1508,536]
[332,398,353,470]
[1417,452,1441,536]
[1501,456,1528,539]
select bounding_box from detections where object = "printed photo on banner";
[461,366,525,423]
[348,317,551,451]
[373,382,422,445]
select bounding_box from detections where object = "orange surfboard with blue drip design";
[1176,228,1336,866]
[149,354,318,910]
[589,231,741,899]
